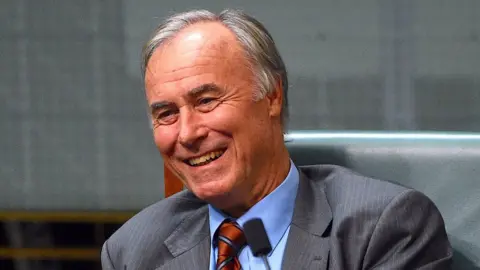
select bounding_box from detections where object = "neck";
[225,133,291,218]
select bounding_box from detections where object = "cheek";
[152,126,177,154]
[209,100,257,128]
[203,107,239,132]
[207,102,269,147]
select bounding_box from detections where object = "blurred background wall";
[1,0,479,210]
[0,0,479,269]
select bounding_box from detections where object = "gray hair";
[141,9,289,129]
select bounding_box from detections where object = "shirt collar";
[208,160,299,254]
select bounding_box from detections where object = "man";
[101,9,452,270]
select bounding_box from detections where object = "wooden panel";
[0,212,135,222]
[0,248,98,260]
[164,165,183,197]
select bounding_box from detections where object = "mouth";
[184,149,225,167]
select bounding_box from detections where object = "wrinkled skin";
[144,22,290,217]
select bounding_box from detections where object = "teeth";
[188,150,224,166]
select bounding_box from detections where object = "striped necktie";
[216,221,246,270]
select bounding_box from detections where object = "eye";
[198,97,215,105]
[195,97,220,113]
[154,109,178,125]
[159,110,174,118]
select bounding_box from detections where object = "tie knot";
[217,221,246,254]
[216,221,246,270]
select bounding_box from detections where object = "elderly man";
[101,9,452,270]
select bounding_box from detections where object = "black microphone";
[243,218,272,270]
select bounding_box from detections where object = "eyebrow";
[150,101,172,115]
[187,83,223,98]
[149,83,224,114]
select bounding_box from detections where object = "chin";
[190,181,234,204]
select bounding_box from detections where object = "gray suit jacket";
[101,165,453,269]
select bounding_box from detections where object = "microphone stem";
[261,256,271,270]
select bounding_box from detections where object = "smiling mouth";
[185,150,225,167]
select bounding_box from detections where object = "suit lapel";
[155,236,210,270]
[282,169,332,270]
[282,226,330,269]
[155,205,211,270]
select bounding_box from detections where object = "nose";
[178,108,208,150]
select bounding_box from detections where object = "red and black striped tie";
[216,221,246,270]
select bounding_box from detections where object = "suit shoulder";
[104,190,207,264]
[297,165,451,268]
[299,164,413,215]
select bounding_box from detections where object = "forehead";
[144,22,247,90]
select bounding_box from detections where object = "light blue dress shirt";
[208,160,299,270]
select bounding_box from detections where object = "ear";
[266,79,283,118]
